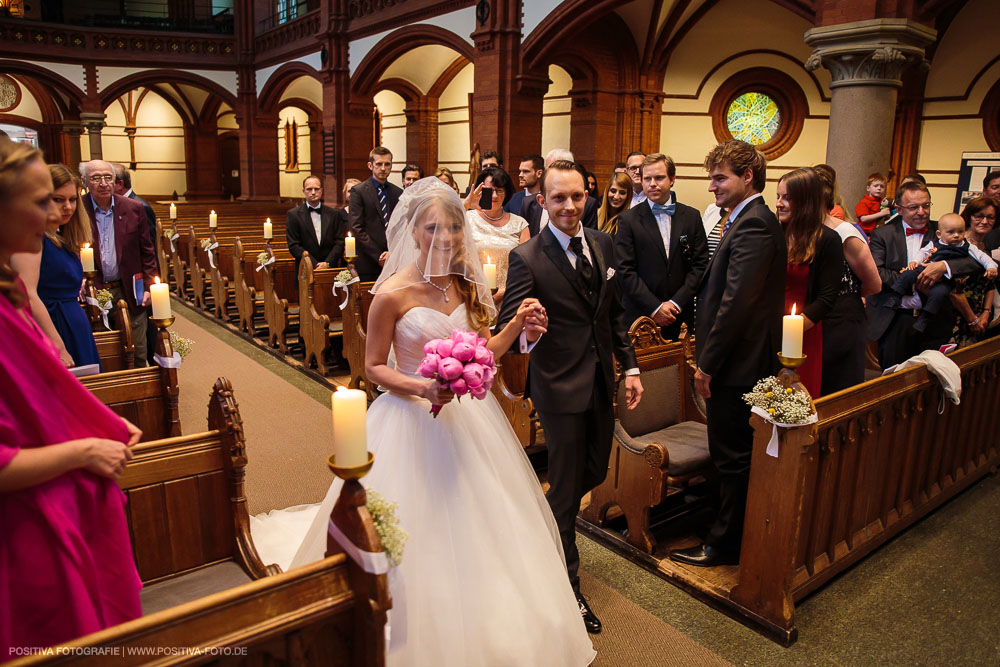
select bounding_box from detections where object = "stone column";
[805,19,935,207]
[80,112,106,161]
[404,97,439,175]
[62,120,84,170]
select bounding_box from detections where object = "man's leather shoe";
[668,543,738,567]
[576,593,602,634]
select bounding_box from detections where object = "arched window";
[709,68,807,160]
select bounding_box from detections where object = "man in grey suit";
[348,147,403,281]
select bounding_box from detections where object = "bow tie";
[905,227,924,236]
[308,206,321,212]
[650,202,676,216]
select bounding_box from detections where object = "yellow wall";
[437,62,473,192]
[374,89,407,188]
[101,89,187,197]
[278,106,313,197]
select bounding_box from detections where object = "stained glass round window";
[726,92,781,146]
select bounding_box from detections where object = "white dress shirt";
[648,197,681,316]
[308,206,322,241]
[630,190,647,209]
[901,223,928,310]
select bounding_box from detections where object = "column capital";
[79,112,107,133]
[804,19,936,89]
[62,120,85,137]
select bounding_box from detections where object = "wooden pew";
[81,364,180,441]
[341,277,377,400]
[92,300,135,372]
[581,317,713,553]
[118,378,278,593]
[674,338,1000,644]
[298,252,348,375]
[261,246,300,353]
[233,237,265,336]
[490,353,540,449]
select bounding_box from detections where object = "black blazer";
[520,195,599,238]
[695,196,786,386]
[348,178,402,280]
[127,192,156,244]
[285,203,348,272]
[798,226,844,326]
[984,227,1000,251]
[866,219,982,340]
[497,226,637,414]
[614,198,709,329]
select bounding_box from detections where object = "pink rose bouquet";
[418,329,497,417]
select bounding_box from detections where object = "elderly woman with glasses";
[951,196,1000,343]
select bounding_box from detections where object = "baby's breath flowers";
[200,239,212,250]
[336,269,353,284]
[94,288,113,310]
[367,489,407,567]
[743,376,814,424]
[168,330,195,359]
[256,251,269,267]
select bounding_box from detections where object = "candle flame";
[154,276,161,285]
[347,232,352,238]
[336,386,349,393]
[210,210,215,214]
[266,217,270,223]
[83,242,90,249]
[487,254,492,263]
[791,303,797,316]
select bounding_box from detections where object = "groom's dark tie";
[568,236,595,290]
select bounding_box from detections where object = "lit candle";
[345,232,356,259]
[209,210,217,228]
[169,202,177,220]
[332,386,367,467]
[782,303,804,358]
[80,243,95,272]
[264,218,273,239]
[483,255,497,290]
[150,276,171,319]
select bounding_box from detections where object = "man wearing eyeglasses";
[625,152,646,208]
[81,160,158,366]
[867,180,982,367]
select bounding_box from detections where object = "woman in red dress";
[775,168,845,396]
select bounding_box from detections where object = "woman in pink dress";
[775,168,845,396]
[0,139,143,656]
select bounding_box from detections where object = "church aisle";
[169,300,336,514]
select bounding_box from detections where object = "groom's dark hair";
[540,160,584,196]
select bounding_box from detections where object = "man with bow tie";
[614,153,709,340]
[286,175,347,277]
[866,180,982,368]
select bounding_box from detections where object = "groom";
[498,160,643,634]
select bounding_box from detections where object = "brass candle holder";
[345,255,358,279]
[327,451,375,481]
[777,352,807,369]
[150,316,176,358]
[776,352,811,400]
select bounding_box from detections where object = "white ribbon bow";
[255,256,276,272]
[333,276,360,310]
[169,233,179,254]
[206,242,219,269]
[750,406,818,458]
[327,518,389,574]
[153,351,182,369]
[84,296,112,330]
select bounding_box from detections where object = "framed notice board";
[955,152,1000,212]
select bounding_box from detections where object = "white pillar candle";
[264,218,273,239]
[782,303,804,358]
[483,255,497,290]
[332,386,367,467]
[150,276,171,319]
[80,243,95,272]
[169,202,177,219]
[209,210,217,228]
[345,232,356,259]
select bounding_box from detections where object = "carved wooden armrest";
[613,422,668,470]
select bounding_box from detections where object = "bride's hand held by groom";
[517,298,548,343]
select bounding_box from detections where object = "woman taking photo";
[0,139,142,655]
[596,172,632,236]
[463,166,529,308]
[11,163,100,369]
[814,166,881,393]
[775,168,844,396]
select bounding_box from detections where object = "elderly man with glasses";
[81,160,159,366]
[866,180,983,368]
[624,151,646,209]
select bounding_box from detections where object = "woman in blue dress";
[10,163,100,368]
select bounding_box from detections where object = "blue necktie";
[377,183,388,222]
[650,202,676,216]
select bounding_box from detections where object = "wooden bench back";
[81,365,179,441]
[92,300,134,371]
[116,378,275,584]
[342,278,377,399]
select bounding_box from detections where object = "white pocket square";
[606,267,615,280]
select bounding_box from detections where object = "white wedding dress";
[252,304,595,666]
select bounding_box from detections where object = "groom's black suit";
[498,225,637,592]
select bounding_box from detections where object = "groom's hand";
[694,368,711,398]
[624,376,643,410]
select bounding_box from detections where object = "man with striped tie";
[348,146,403,281]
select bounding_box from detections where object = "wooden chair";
[118,378,279,609]
[341,277,377,400]
[92,300,135,371]
[298,252,347,375]
[581,317,714,554]
[490,353,541,449]
[261,247,300,353]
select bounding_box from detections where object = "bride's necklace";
[428,277,454,302]
[479,209,505,222]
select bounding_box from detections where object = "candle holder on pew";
[83,270,101,325]
[150,315,176,359]
[776,351,813,401]
[345,254,359,279]
[327,451,377,550]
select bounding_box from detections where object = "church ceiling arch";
[0,59,83,117]
[259,62,322,113]
[99,69,236,114]
[351,24,474,99]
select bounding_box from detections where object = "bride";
[261,177,595,666]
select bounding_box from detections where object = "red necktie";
[905,227,923,236]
